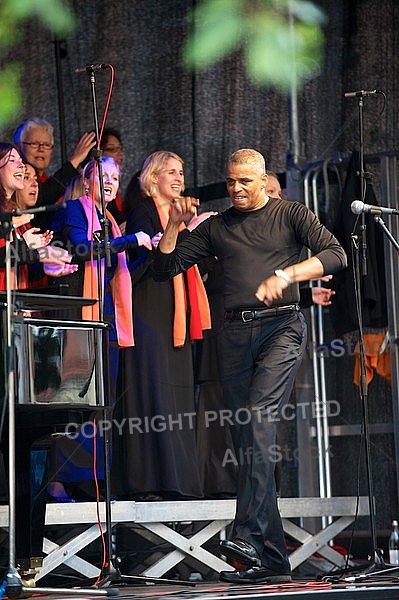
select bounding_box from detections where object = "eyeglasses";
[103,145,124,153]
[22,141,54,150]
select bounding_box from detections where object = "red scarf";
[153,196,211,348]
[79,195,134,348]
[0,226,29,291]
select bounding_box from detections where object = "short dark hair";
[100,128,122,148]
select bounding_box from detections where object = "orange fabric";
[0,232,31,316]
[353,332,391,388]
[152,195,211,348]
[79,195,134,348]
[0,265,19,291]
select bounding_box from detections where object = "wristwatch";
[274,269,292,285]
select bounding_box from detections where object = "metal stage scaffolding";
[0,496,369,582]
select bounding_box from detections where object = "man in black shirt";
[154,148,347,584]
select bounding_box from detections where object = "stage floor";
[18,577,399,600]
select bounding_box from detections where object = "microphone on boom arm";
[75,63,109,75]
[351,200,399,216]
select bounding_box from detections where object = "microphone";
[5,202,67,220]
[344,89,379,98]
[75,63,109,75]
[351,200,399,215]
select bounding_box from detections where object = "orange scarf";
[153,195,211,348]
[79,195,134,348]
[353,332,391,388]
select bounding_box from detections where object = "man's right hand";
[169,196,199,224]
[159,197,200,255]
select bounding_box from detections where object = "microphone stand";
[331,94,398,583]
[358,94,368,278]
[348,94,390,577]
[81,65,118,587]
[81,67,187,589]
[1,212,22,598]
[346,94,383,577]
[340,213,399,583]
[0,206,112,598]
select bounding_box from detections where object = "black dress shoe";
[219,566,292,584]
[220,538,261,566]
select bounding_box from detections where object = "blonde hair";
[62,174,85,201]
[81,155,120,186]
[228,148,266,175]
[139,150,184,197]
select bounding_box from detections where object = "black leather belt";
[224,304,300,323]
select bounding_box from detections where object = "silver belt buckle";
[241,310,254,323]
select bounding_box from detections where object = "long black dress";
[121,196,203,498]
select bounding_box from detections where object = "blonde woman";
[122,150,214,500]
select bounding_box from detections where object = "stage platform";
[2,496,399,600]
[0,496,372,585]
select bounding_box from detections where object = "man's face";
[20,126,54,173]
[226,163,267,212]
[266,175,282,199]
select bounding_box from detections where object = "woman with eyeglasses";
[99,128,127,228]
[100,127,125,167]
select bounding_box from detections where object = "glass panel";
[15,323,102,406]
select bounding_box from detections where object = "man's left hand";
[255,275,288,305]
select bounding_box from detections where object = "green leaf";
[183,0,243,69]
[0,0,76,130]
[0,64,22,130]
[3,0,76,37]
[183,0,325,90]
[244,7,324,91]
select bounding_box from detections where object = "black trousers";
[218,310,307,572]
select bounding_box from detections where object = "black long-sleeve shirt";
[154,198,347,311]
